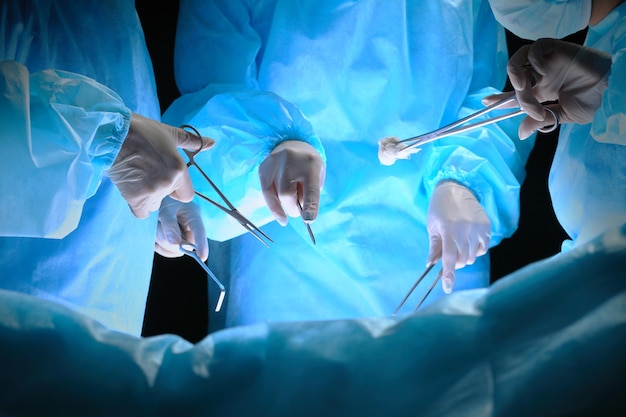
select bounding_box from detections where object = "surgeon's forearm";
[0,61,130,238]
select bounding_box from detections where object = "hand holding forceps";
[180,124,273,248]
[389,92,559,315]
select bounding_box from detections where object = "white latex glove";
[427,181,491,294]
[258,140,326,226]
[155,196,208,262]
[107,113,214,218]
[483,38,611,139]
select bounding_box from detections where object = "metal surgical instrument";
[393,261,443,315]
[297,190,316,245]
[395,93,559,152]
[180,125,273,248]
[179,241,226,313]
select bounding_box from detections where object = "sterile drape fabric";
[0,223,624,416]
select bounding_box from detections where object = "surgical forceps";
[393,261,443,316]
[180,125,273,248]
[395,93,559,152]
[179,241,226,313]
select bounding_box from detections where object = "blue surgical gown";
[553,4,626,250]
[0,223,624,416]
[488,1,626,252]
[0,0,161,335]
[163,0,535,326]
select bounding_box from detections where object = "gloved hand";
[427,181,491,294]
[258,140,326,226]
[483,38,611,139]
[107,113,214,218]
[155,196,208,262]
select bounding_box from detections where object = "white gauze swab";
[377,136,421,166]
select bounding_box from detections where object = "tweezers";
[179,241,226,313]
[396,93,559,152]
[392,261,443,316]
[180,125,273,248]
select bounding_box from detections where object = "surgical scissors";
[180,124,273,248]
[393,260,443,315]
[179,241,226,313]
[395,93,559,152]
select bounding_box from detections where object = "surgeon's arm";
[591,23,626,146]
[420,4,535,290]
[0,61,214,239]
[0,61,131,238]
[163,0,326,241]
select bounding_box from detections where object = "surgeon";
[485,0,626,251]
[0,0,213,335]
[163,0,535,326]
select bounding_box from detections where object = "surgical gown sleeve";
[591,21,626,146]
[0,61,131,239]
[162,0,325,241]
[419,1,535,245]
[421,88,535,245]
[0,224,624,416]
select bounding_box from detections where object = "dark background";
[137,1,578,343]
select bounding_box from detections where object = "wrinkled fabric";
[488,0,592,40]
[0,61,131,237]
[0,0,161,335]
[548,2,626,251]
[163,0,534,326]
[0,224,624,417]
